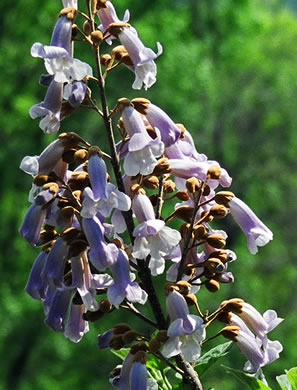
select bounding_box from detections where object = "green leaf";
[276,367,297,390]
[276,373,292,390]
[287,368,297,390]
[195,341,233,376]
[111,348,130,361]
[222,366,271,390]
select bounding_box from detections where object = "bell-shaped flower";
[63,81,87,108]
[81,184,131,219]
[116,27,162,90]
[97,0,130,44]
[64,303,89,343]
[41,237,69,287]
[132,193,181,275]
[20,138,65,176]
[30,80,63,134]
[108,249,147,308]
[25,251,48,300]
[70,254,113,311]
[120,102,164,176]
[129,361,148,390]
[82,216,119,271]
[132,98,181,147]
[229,196,273,254]
[87,149,108,201]
[162,290,205,362]
[19,204,47,246]
[44,287,73,332]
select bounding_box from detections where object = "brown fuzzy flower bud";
[33,175,49,187]
[149,338,161,353]
[205,279,220,293]
[215,191,235,207]
[205,258,225,273]
[60,205,75,219]
[39,229,58,244]
[143,176,159,189]
[72,24,79,38]
[122,330,138,345]
[68,239,88,257]
[100,54,112,67]
[165,282,179,295]
[156,330,169,343]
[179,223,191,239]
[186,177,200,193]
[175,191,190,201]
[131,98,150,115]
[193,224,208,240]
[83,20,92,35]
[61,227,80,243]
[91,30,103,45]
[173,206,194,223]
[100,299,113,313]
[163,179,176,193]
[209,204,228,219]
[206,234,226,249]
[208,166,221,180]
[176,281,192,295]
[83,309,104,322]
[113,323,131,335]
[59,7,77,21]
[68,172,90,191]
[43,182,59,195]
[130,342,148,354]
[95,0,107,10]
[133,350,147,364]
[74,149,88,164]
[130,184,146,196]
[111,335,126,350]
[202,185,211,197]
[153,158,171,176]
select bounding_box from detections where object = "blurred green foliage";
[0,0,296,389]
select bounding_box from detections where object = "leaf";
[195,341,233,376]
[287,368,297,390]
[222,365,272,390]
[276,367,297,390]
[111,348,130,361]
[276,373,292,390]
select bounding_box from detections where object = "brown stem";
[175,355,204,390]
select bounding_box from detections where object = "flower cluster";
[20,0,282,388]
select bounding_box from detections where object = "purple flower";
[229,196,273,254]
[162,290,205,362]
[64,303,89,343]
[30,80,63,134]
[132,99,181,146]
[19,204,47,246]
[119,102,164,175]
[97,1,130,44]
[25,251,48,300]
[108,249,147,308]
[82,216,119,271]
[44,287,73,332]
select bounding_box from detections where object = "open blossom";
[119,100,164,176]
[132,193,181,275]
[229,196,273,254]
[162,290,205,362]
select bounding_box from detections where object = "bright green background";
[0,0,296,389]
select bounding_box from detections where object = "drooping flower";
[162,290,205,362]
[132,192,181,275]
[229,196,273,254]
[119,99,164,176]
[107,249,147,308]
